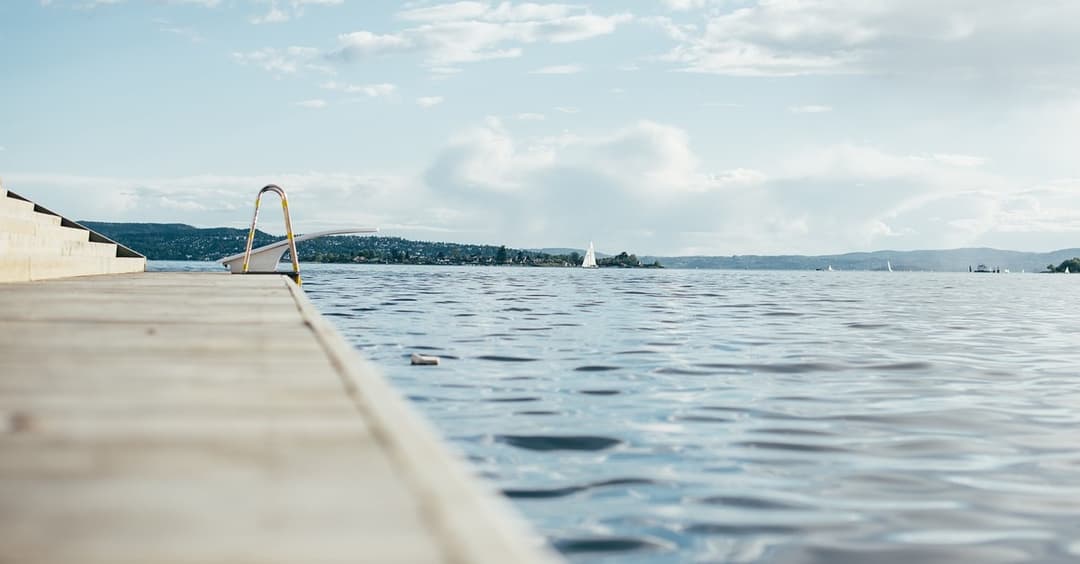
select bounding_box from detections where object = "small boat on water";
[887,260,893,272]
[582,242,598,269]
[974,264,993,273]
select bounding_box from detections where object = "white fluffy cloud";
[331,2,632,65]
[420,119,1073,254]
[660,0,1080,80]
[8,120,1077,255]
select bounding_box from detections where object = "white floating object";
[411,353,440,366]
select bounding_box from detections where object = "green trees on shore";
[1048,257,1080,273]
[80,222,662,268]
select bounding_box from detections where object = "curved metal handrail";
[242,185,301,283]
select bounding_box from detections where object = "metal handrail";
[241,185,301,284]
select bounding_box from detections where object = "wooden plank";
[0,272,559,564]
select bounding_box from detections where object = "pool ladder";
[241,185,301,284]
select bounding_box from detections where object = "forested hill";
[81,222,658,268]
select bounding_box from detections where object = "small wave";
[485,397,540,403]
[476,355,538,362]
[672,415,734,423]
[574,365,621,372]
[685,523,800,536]
[504,478,656,499]
[553,536,670,555]
[655,367,718,375]
[496,434,623,451]
[735,440,847,453]
[867,361,933,370]
[697,362,849,374]
[846,322,890,329]
[579,389,621,396]
[696,495,805,510]
[515,410,560,416]
[753,427,835,437]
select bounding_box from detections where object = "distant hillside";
[641,248,1080,273]
[79,222,1075,272]
[81,222,655,267]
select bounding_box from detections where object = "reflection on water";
[160,262,1080,563]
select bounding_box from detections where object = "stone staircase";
[0,184,146,282]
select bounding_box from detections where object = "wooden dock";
[0,272,559,564]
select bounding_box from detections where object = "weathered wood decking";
[0,272,559,564]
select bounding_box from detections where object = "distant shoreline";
[85,221,1078,273]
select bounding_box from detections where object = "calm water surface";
[160,263,1080,563]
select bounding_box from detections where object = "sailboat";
[582,242,598,269]
[887,260,893,272]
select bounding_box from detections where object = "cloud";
[47,0,222,7]
[295,98,327,108]
[330,3,632,66]
[933,154,986,168]
[249,0,342,24]
[419,119,1069,254]
[528,64,583,74]
[320,81,397,98]
[8,123,1073,255]
[658,0,1080,81]
[251,5,289,24]
[554,106,579,114]
[1,172,426,236]
[789,105,833,114]
[232,46,322,75]
[515,113,545,121]
[416,96,445,108]
[662,0,707,11]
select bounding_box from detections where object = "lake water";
[157,262,1080,563]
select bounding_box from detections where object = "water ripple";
[496,434,624,452]
[299,265,1080,564]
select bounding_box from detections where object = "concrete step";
[0,216,90,242]
[0,194,35,215]
[0,255,145,283]
[0,202,63,227]
[0,233,119,258]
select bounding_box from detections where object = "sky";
[1,0,1079,256]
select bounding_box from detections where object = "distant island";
[81,222,662,268]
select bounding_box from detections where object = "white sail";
[887,260,893,272]
[582,242,598,268]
